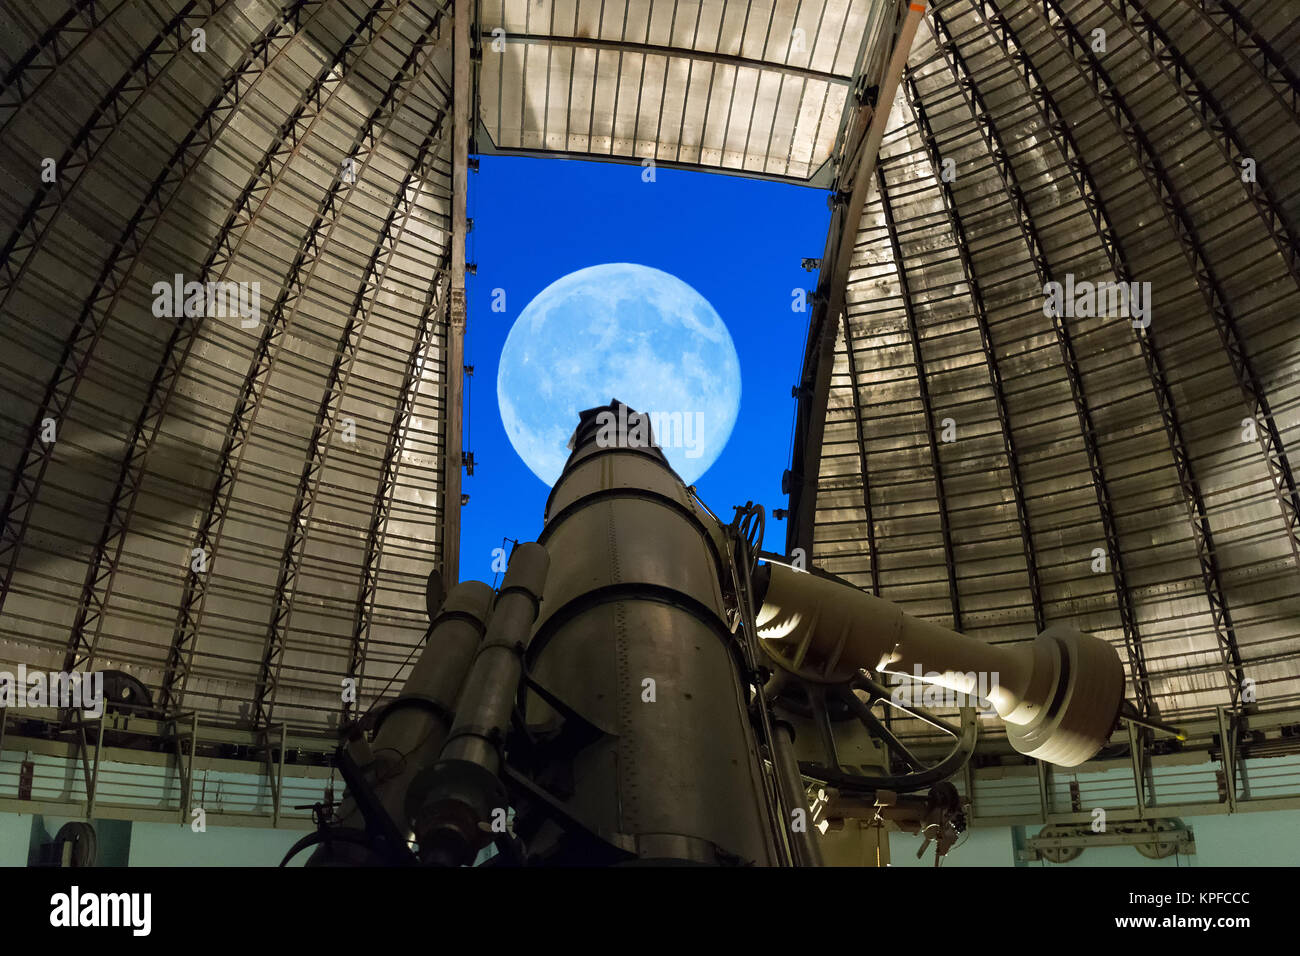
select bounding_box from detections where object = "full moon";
[497,263,742,487]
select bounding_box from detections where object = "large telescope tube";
[753,563,1126,767]
[523,401,777,864]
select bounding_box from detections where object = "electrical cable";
[353,623,435,726]
[727,509,801,866]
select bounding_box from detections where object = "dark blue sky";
[460,155,829,582]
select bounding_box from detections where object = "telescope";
[299,401,1127,866]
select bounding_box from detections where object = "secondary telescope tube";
[753,562,1126,767]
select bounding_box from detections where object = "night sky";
[460,154,830,581]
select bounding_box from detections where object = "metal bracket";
[261,723,288,826]
[331,742,416,865]
[517,669,615,748]
[169,710,199,824]
[500,763,635,864]
[1025,820,1195,862]
[1217,705,1238,811]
